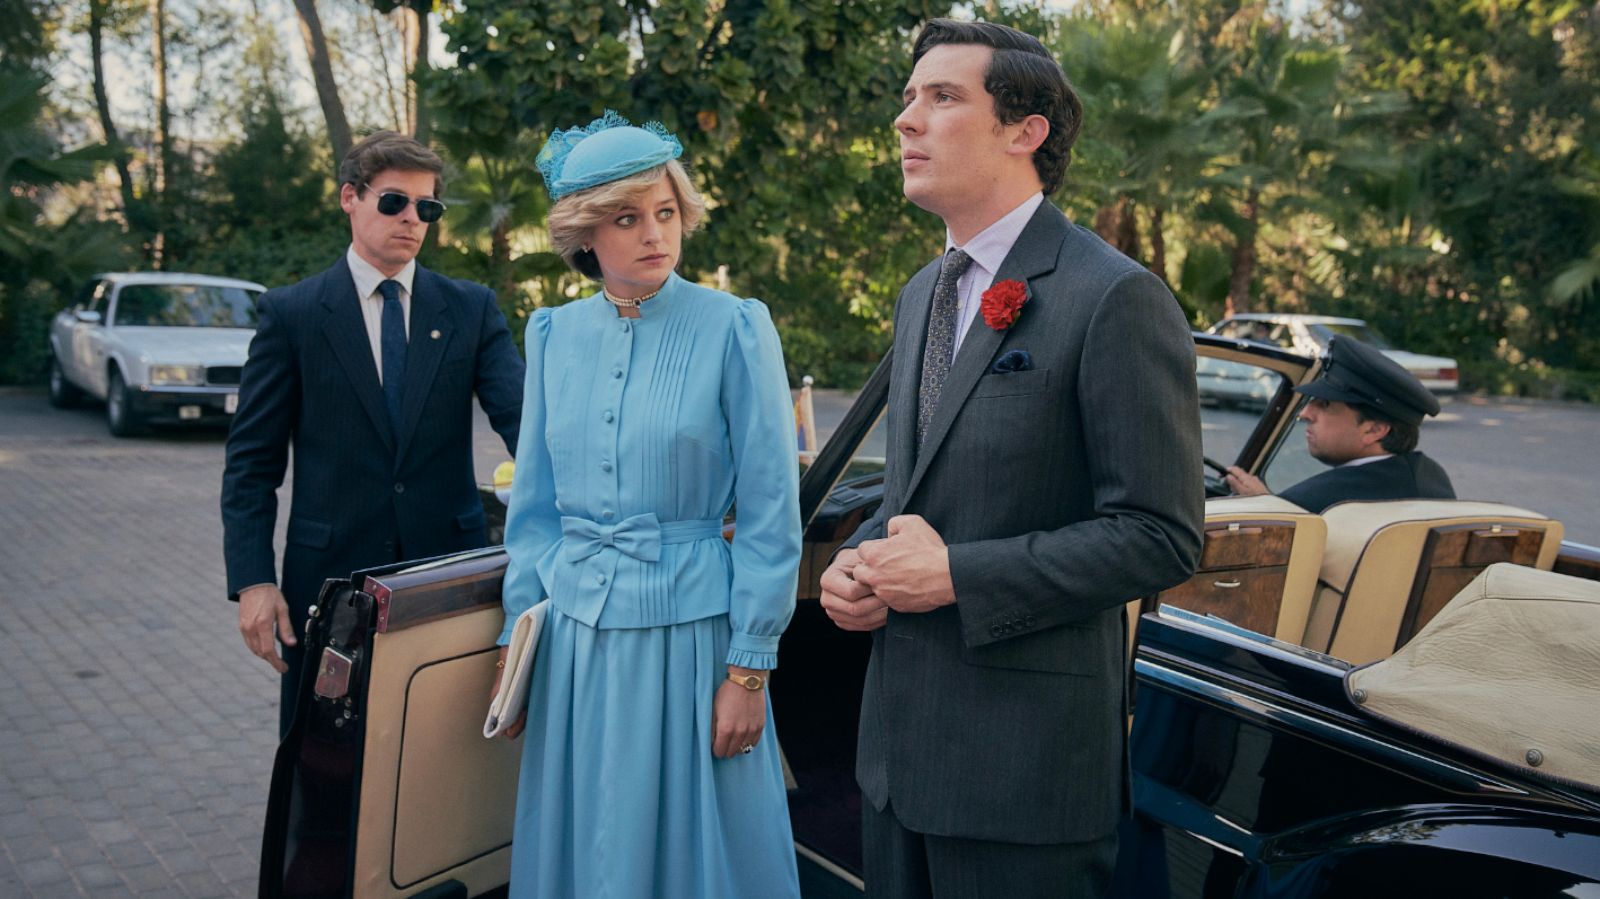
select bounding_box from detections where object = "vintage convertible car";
[259,334,1600,898]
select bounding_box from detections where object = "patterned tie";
[917,248,974,446]
[378,279,407,437]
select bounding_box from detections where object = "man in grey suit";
[821,19,1204,897]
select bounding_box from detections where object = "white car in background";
[47,272,265,436]
[1208,313,1460,394]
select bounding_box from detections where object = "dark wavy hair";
[912,19,1083,194]
[338,130,445,197]
[1352,404,1419,454]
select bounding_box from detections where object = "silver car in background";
[47,272,265,435]
[1207,313,1460,394]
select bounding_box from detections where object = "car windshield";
[1196,356,1293,468]
[114,284,260,328]
[1307,321,1395,350]
[1258,409,1328,492]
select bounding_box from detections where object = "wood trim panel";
[1197,520,1294,570]
[1159,565,1288,635]
[1396,524,1545,649]
[1157,521,1298,636]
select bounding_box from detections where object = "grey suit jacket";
[844,201,1204,844]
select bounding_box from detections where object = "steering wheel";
[1203,455,1230,478]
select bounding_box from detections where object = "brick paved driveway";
[0,388,513,897]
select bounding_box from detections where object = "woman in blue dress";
[493,112,804,898]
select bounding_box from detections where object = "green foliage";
[1326,0,1600,386]
[0,64,130,384]
[11,0,1600,398]
[0,280,62,384]
[425,0,967,385]
[0,0,50,72]
[179,92,349,288]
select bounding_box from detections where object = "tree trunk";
[1114,196,1140,262]
[1149,205,1167,283]
[1225,189,1260,319]
[491,220,513,299]
[292,0,353,164]
[149,0,170,267]
[401,0,430,141]
[1093,196,1140,261]
[90,0,137,229]
[1093,203,1119,244]
[366,6,405,131]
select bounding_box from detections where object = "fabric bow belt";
[560,513,725,563]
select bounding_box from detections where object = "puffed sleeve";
[720,298,802,669]
[499,308,561,644]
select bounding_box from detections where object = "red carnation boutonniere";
[980,279,1029,331]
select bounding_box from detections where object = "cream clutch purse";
[483,599,549,738]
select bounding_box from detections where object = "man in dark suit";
[1225,335,1454,513]
[222,132,523,736]
[820,20,1204,898]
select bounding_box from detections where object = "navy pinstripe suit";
[221,256,523,729]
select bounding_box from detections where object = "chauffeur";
[1226,335,1455,513]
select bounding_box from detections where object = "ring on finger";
[740,743,754,754]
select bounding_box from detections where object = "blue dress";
[500,273,803,898]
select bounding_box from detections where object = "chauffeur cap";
[1296,335,1441,427]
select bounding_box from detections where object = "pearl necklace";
[604,284,663,318]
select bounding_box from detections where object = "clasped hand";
[819,515,955,632]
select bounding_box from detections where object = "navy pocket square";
[991,349,1033,374]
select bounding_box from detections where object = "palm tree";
[0,74,112,268]
[1061,15,1216,283]
[1550,144,1600,304]
[1201,9,1345,317]
[432,131,567,312]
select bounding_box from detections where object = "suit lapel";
[319,257,395,454]
[901,202,1070,504]
[886,264,940,515]
[394,266,453,464]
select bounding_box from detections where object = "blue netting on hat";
[536,110,683,200]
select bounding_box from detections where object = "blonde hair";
[547,159,706,279]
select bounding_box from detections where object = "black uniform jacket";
[1279,451,1455,514]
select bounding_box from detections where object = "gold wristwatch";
[727,672,766,691]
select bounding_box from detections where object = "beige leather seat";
[1348,564,1600,790]
[1304,500,1564,664]
[1136,495,1328,650]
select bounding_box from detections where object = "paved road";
[0,384,1594,897]
[0,391,274,898]
[1426,395,1600,544]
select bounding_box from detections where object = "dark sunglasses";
[364,183,446,223]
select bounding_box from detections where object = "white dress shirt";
[1340,453,1394,467]
[943,192,1045,356]
[345,246,415,384]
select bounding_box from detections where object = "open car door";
[260,547,520,898]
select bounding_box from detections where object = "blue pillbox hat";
[536,110,683,200]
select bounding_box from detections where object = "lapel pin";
[430,329,441,339]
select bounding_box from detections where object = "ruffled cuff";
[726,631,781,670]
